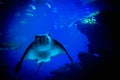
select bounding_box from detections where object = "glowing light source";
[81,17,96,24]
[86,11,100,17]
[81,11,100,24]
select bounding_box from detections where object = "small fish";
[25,13,34,17]
[15,33,73,73]
[45,2,51,8]
[29,4,36,10]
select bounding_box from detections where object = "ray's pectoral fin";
[15,42,34,73]
[15,49,29,73]
[15,53,26,73]
[15,60,22,73]
[53,39,74,63]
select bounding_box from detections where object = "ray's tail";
[34,62,43,80]
[36,62,43,73]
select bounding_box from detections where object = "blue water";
[0,0,102,80]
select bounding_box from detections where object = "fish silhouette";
[15,33,73,73]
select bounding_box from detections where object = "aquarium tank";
[0,0,118,80]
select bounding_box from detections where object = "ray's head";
[35,33,52,45]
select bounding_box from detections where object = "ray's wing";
[14,42,35,73]
[53,39,73,63]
